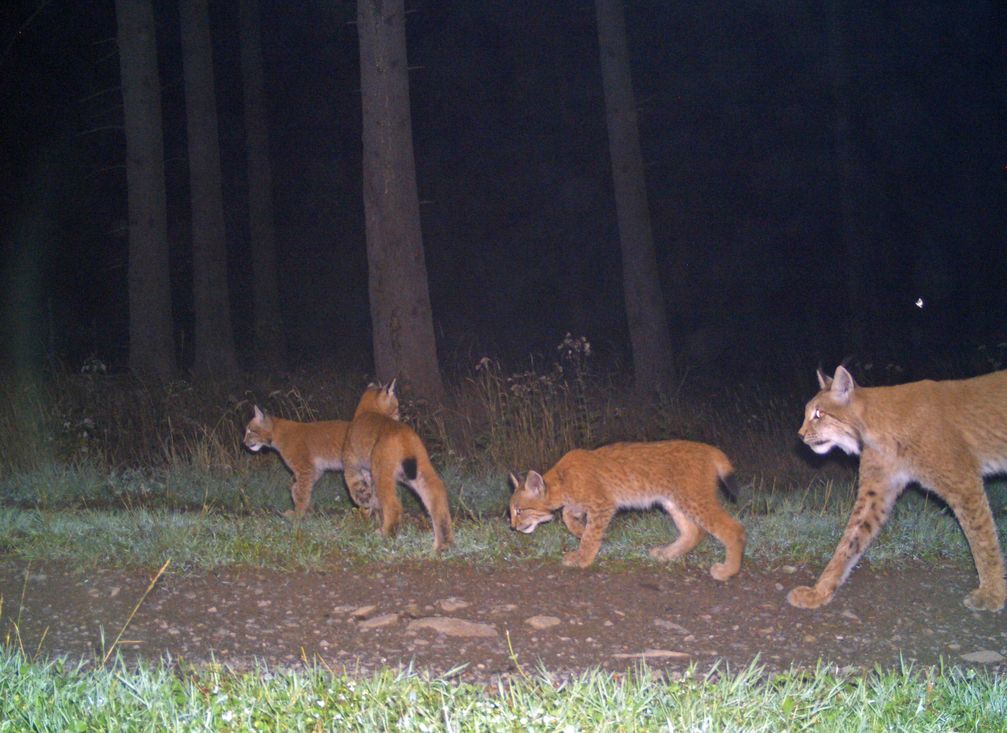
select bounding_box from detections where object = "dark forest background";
[2,0,1006,386]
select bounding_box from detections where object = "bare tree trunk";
[115,0,176,381]
[827,0,867,353]
[595,0,673,394]
[357,0,444,401]
[180,0,239,376]
[239,0,286,369]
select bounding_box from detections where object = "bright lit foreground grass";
[2,648,1004,733]
[0,483,996,572]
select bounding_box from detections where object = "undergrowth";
[0,338,840,518]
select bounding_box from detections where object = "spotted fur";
[789,365,1007,612]
[509,440,746,580]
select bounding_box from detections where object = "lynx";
[243,406,348,517]
[341,381,454,551]
[789,365,1007,612]
[509,440,746,580]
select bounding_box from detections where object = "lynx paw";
[787,585,832,609]
[562,551,592,568]
[709,562,737,582]
[648,545,679,561]
[282,509,305,521]
[963,587,1006,613]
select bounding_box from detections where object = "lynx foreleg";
[564,506,616,568]
[285,469,320,518]
[788,462,899,609]
[562,506,587,538]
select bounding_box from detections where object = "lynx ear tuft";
[525,470,546,497]
[831,365,856,403]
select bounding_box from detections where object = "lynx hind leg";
[703,505,746,582]
[344,465,377,518]
[562,506,587,538]
[374,463,403,538]
[942,477,1006,612]
[409,467,454,551]
[649,501,703,562]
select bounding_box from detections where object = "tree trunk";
[115,0,176,382]
[180,0,239,376]
[595,0,673,394]
[357,0,444,401]
[827,0,867,353]
[238,0,286,369]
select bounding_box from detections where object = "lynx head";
[353,379,400,420]
[244,405,274,452]
[798,365,863,456]
[508,471,556,533]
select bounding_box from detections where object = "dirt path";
[2,556,1004,682]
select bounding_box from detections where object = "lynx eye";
[813,408,823,420]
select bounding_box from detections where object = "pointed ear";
[816,368,832,391]
[831,365,856,403]
[386,378,397,397]
[525,470,546,497]
[253,405,265,421]
[508,472,522,492]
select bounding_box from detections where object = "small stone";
[840,609,861,623]
[653,619,690,635]
[358,613,399,630]
[351,605,377,619]
[207,606,218,614]
[781,565,797,574]
[961,650,1004,664]
[407,616,498,638]
[109,586,120,598]
[437,597,470,612]
[803,634,817,643]
[525,615,561,630]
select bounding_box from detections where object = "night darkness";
[2,0,1006,385]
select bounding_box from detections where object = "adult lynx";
[789,366,1007,612]
[509,440,746,580]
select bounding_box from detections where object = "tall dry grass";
[0,339,852,514]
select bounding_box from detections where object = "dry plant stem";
[102,558,171,666]
[505,628,530,682]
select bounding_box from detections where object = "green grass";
[1,648,1003,732]
[0,479,997,572]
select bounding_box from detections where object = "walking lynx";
[789,366,1007,612]
[509,440,746,580]
[243,406,348,517]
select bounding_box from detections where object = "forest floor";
[2,555,1005,683]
